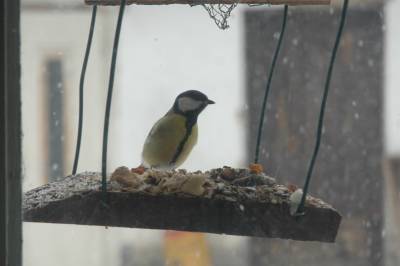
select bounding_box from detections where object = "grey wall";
[245,5,383,266]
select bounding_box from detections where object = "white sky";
[109,5,248,171]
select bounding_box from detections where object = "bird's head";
[173,90,215,117]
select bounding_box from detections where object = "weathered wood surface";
[85,0,330,6]
[23,168,341,242]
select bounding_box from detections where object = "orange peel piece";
[131,165,146,175]
[249,163,263,174]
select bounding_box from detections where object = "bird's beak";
[207,99,215,105]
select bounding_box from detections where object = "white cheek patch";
[178,97,203,112]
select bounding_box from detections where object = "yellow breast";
[142,113,198,169]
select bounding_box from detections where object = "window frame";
[1,0,22,265]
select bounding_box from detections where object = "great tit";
[141,90,215,170]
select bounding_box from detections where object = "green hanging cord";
[296,0,349,215]
[72,5,98,175]
[254,5,288,164]
[101,0,127,200]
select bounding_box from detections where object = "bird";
[141,90,215,170]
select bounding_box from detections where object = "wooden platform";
[23,168,341,242]
[84,0,330,6]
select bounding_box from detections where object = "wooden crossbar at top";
[85,0,330,6]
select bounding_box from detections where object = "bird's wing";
[142,113,187,168]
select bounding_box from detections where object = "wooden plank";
[85,0,330,6]
[23,169,341,242]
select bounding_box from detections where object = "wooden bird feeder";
[23,167,341,242]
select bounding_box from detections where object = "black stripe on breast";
[170,116,196,165]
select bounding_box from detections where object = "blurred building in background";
[21,0,400,265]
[246,3,383,266]
[245,1,400,266]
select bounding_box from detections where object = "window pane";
[21,1,399,266]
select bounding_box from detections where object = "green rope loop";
[101,0,127,198]
[296,0,349,215]
[72,5,97,175]
[254,5,288,164]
